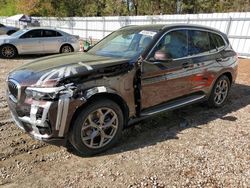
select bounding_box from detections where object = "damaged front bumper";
[6,88,85,145]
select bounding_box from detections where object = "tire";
[60,44,73,53]
[0,45,17,59]
[69,99,124,156]
[208,75,230,108]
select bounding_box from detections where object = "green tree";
[0,0,18,16]
[0,0,250,17]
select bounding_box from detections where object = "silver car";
[0,28,80,58]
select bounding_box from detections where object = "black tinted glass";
[56,31,62,36]
[21,30,42,38]
[188,30,210,55]
[43,30,57,37]
[210,33,225,50]
[152,30,188,59]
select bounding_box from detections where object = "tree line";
[0,0,250,17]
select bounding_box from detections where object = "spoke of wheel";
[103,114,117,128]
[101,131,113,139]
[99,135,105,147]
[82,135,91,141]
[97,109,105,124]
[90,137,94,147]
[104,109,112,116]
[219,94,223,102]
[82,125,92,130]
[88,114,98,127]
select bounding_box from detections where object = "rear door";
[187,29,225,93]
[41,29,64,53]
[18,29,43,54]
[141,29,194,109]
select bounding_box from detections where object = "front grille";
[8,79,21,102]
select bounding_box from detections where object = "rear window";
[188,30,210,55]
[209,33,226,51]
[43,30,62,37]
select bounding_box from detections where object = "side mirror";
[154,50,172,62]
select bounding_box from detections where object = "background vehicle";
[6,24,238,156]
[0,23,19,35]
[0,28,80,58]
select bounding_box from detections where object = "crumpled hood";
[8,52,130,87]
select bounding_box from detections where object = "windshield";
[88,28,158,59]
[10,29,27,37]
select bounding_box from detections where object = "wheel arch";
[66,87,130,138]
[207,71,233,98]
[222,72,233,85]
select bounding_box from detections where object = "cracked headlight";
[25,86,65,100]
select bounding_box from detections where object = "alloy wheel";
[214,79,229,105]
[2,46,15,58]
[81,108,118,149]
[61,45,72,53]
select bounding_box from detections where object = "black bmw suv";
[6,24,238,156]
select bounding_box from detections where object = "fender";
[83,86,119,100]
[62,86,128,137]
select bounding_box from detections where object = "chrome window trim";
[146,27,228,61]
[8,79,21,103]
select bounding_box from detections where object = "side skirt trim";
[141,94,206,117]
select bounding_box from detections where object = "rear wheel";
[208,75,230,108]
[69,99,124,156]
[0,45,17,59]
[60,44,73,53]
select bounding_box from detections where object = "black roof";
[120,23,225,35]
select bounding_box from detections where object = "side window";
[209,33,226,51]
[20,30,42,38]
[139,35,153,50]
[56,31,62,36]
[150,30,188,59]
[43,30,57,37]
[188,30,210,55]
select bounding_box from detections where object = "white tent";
[6,14,28,21]
[6,14,40,27]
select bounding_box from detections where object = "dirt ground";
[0,57,249,188]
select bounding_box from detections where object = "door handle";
[216,58,223,62]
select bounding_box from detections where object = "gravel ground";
[0,57,249,188]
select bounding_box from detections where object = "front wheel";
[208,75,230,108]
[0,45,17,59]
[69,99,124,156]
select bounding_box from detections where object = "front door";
[141,29,193,109]
[18,29,44,54]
